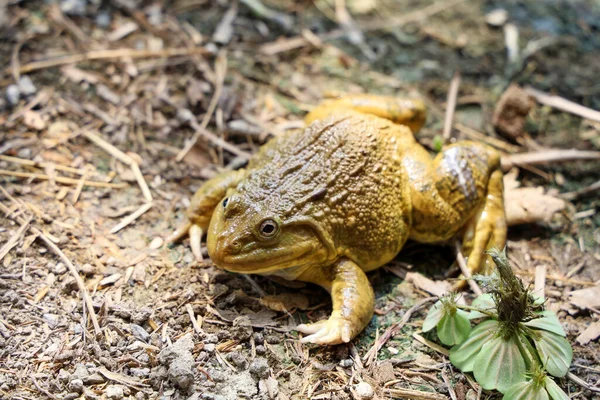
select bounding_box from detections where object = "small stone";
[158,334,195,392]
[130,367,151,377]
[265,335,281,344]
[204,333,219,344]
[60,0,87,15]
[79,263,95,276]
[83,373,105,385]
[71,364,89,381]
[253,332,264,344]
[339,359,353,368]
[69,379,84,393]
[249,357,269,379]
[485,9,509,27]
[203,343,215,353]
[176,108,194,125]
[105,385,124,399]
[53,262,67,275]
[18,76,37,96]
[225,352,248,369]
[353,382,374,399]
[43,313,61,329]
[57,369,71,383]
[130,324,150,342]
[255,345,266,355]
[6,85,20,106]
[149,237,163,250]
[96,11,111,28]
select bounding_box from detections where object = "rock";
[492,84,533,140]
[149,237,163,250]
[249,358,269,379]
[71,364,89,381]
[130,324,150,342]
[43,314,61,329]
[130,367,151,377]
[159,334,195,392]
[255,345,266,355]
[96,11,111,28]
[68,379,84,393]
[18,76,37,96]
[372,361,395,384]
[57,369,71,383]
[225,352,248,369]
[105,385,124,399]
[339,359,353,368]
[60,0,87,15]
[353,382,374,399]
[203,343,215,353]
[204,333,219,344]
[6,85,20,106]
[83,373,105,385]
[485,9,509,27]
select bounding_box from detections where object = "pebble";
[18,76,37,96]
[105,385,124,399]
[96,11,111,28]
[485,9,509,27]
[130,323,151,342]
[68,379,84,393]
[71,364,89,381]
[158,334,195,391]
[203,343,215,353]
[149,237,163,250]
[6,85,20,106]
[255,345,266,355]
[249,358,269,379]
[353,382,374,399]
[60,0,87,15]
[42,313,61,329]
[339,359,353,368]
[226,352,248,369]
[204,333,219,344]
[84,373,105,385]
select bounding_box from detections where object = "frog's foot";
[296,259,375,345]
[453,169,506,291]
[297,312,355,345]
[166,221,204,262]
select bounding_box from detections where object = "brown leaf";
[569,286,600,310]
[259,293,309,312]
[405,272,451,297]
[493,83,533,139]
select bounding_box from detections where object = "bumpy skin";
[169,94,506,345]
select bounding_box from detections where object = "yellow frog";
[169,94,506,345]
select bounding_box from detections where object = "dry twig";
[0,169,127,188]
[455,242,483,296]
[442,71,461,143]
[525,86,600,123]
[501,149,600,170]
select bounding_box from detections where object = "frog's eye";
[222,198,229,208]
[259,219,279,238]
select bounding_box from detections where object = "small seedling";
[423,248,572,399]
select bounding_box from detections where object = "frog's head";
[207,189,333,274]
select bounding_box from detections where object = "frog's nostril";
[229,240,242,254]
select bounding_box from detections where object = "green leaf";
[450,319,498,372]
[438,309,471,346]
[469,293,496,319]
[422,301,444,332]
[532,331,572,377]
[503,381,549,400]
[544,376,569,400]
[523,311,566,337]
[473,334,527,393]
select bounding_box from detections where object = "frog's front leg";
[167,169,246,261]
[296,258,374,345]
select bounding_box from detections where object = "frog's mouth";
[209,240,316,274]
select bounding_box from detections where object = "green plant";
[422,248,572,399]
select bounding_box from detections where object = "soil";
[1,1,599,399]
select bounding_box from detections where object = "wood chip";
[569,286,600,310]
[576,321,600,345]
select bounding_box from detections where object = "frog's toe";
[166,221,192,244]
[189,224,204,262]
[297,316,354,345]
[166,222,204,263]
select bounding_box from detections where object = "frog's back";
[241,111,415,270]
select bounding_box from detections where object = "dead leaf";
[260,293,309,312]
[569,286,600,310]
[405,272,451,297]
[97,366,148,388]
[504,169,566,226]
[576,321,600,345]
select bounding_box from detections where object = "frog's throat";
[285,215,337,262]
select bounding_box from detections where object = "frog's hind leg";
[455,168,507,289]
[167,169,246,261]
[305,94,427,133]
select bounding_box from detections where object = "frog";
[168,94,506,345]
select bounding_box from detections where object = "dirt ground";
[1,1,599,399]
